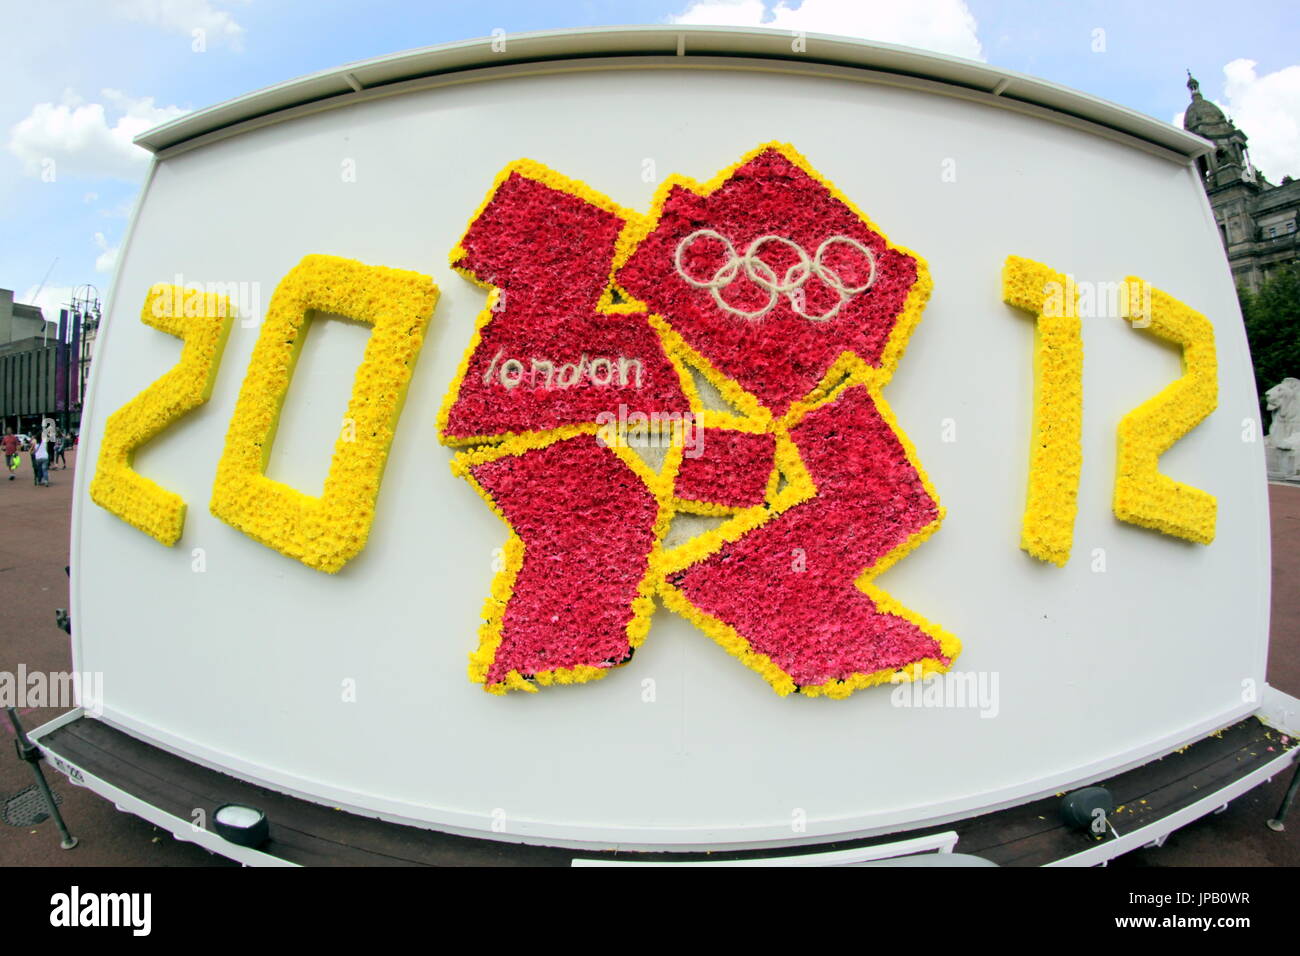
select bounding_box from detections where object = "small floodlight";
[213,804,269,847]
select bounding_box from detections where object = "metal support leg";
[5,707,77,849]
[1267,756,1300,832]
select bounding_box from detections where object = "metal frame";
[571,831,961,866]
[132,26,1211,162]
[1048,746,1299,867]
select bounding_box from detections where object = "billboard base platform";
[30,707,1299,867]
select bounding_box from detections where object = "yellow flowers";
[439,144,957,698]
[1001,258,1218,554]
[1114,278,1218,544]
[1002,256,1084,567]
[89,284,233,546]
[209,254,438,573]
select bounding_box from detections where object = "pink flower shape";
[617,149,921,416]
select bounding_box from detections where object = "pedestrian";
[30,432,50,487]
[1,431,18,480]
[54,431,67,469]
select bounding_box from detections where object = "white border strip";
[67,158,159,693]
[31,709,296,868]
[571,830,958,866]
[55,697,1264,851]
[1047,746,1298,867]
[147,55,1199,169]
[36,706,1293,867]
[133,26,1210,159]
[1258,686,1300,736]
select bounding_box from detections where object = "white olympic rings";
[673,229,878,321]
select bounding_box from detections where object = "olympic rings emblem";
[673,229,878,322]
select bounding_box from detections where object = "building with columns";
[1184,72,1300,292]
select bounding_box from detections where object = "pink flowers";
[463,434,661,690]
[442,145,957,697]
[439,168,688,445]
[618,148,920,417]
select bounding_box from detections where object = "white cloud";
[1220,59,1300,182]
[1175,61,1300,182]
[671,0,771,27]
[111,0,247,51]
[668,0,984,61]
[7,89,188,181]
[93,233,119,274]
[16,285,73,326]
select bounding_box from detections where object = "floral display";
[453,429,671,694]
[89,284,234,545]
[662,381,959,697]
[673,427,775,513]
[615,143,932,419]
[1001,255,1083,567]
[209,254,438,573]
[438,160,690,445]
[443,143,957,697]
[86,150,1223,683]
[1114,278,1218,544]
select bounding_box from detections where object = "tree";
[1238,265,1300,410]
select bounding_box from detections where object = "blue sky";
[3,0,1298,320]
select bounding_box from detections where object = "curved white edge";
[29,709,297,868]
[143,54,1201,172]
[34,703,1294,867]
[67,158,159,688]
[1259,686,1300,736]
[572,831,960,866]
[53,696,1271,852]
[1047,745,1299,867]
[132,26,1209,160]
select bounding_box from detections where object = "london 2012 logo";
[437,143,959,699]
[89,141,1219,701]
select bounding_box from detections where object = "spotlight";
[212,804,269,848]
[1059,786,1115,833]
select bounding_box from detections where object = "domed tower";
[1184,71,1256,189]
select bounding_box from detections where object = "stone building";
[0,287,59,434]
[1184,72,1300,292]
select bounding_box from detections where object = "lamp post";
[65,285,100,433]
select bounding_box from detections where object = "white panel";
[72,63,1270,848]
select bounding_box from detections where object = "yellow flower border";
[442,143,956,698]
[209,254,438,573]
[1114,277,1218,544]
[658,369,961,699]
[1001,255,1084,567]
[89,284,234,546]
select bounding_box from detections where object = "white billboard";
[70,30,1274,850]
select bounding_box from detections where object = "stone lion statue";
[1265,378,1300,451]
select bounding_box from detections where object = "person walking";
[54,430,67,469]
[2,431,18,480]
[30,431,50,486]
